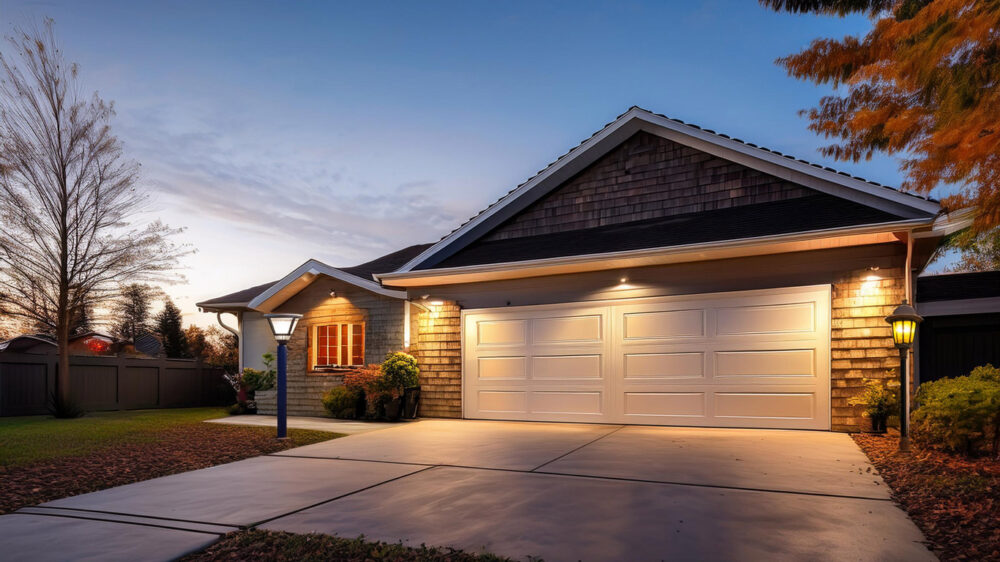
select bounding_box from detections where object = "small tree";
[111,284,158,345]
[156,299,188,358]
[0,20,187,410]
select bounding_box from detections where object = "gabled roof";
[196,243,432,312]
[390,106,941,275]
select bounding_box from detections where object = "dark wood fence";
[0,353,233,416]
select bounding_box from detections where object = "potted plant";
[848,375,900,433]
[381,351,420,419]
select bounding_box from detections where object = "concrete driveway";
[0,420,933,561]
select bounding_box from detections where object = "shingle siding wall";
[268,278,405,417]
[831,265,906,432]
[485,131,811,241]
[412,302,462,418]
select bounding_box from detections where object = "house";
[915,270,1000,383]
[0,332,116,355]
[198,107,968,431]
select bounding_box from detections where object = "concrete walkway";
[205,414,398,434]
[0,420,934,561]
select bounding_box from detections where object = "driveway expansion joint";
[248,465,437,528]
[12,508,234,535]
[529,424,626,472]
[28,504,247,529]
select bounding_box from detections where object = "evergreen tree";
[111,284,157,345]
[156,299,188,358]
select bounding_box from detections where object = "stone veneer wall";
[412,301,462,418]
[830,263,907,432]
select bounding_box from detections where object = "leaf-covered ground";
[853,433,1000,561]
[0,408,339,515]
[181,530,514,562]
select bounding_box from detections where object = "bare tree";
[0,20,188,409]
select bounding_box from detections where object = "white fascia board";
[248,259,407,312]
[396,107,940,274]
[378,217,932,286]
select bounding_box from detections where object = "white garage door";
[462,285,831,430]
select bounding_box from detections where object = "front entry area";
[462,285,831,430]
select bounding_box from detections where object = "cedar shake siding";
[412,301,462,418]
[256,277,405,417]
[484,131,814,242]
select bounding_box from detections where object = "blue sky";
[0,1,930,326]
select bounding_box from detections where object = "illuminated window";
[312,323,365,368]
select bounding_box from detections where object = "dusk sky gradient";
[0,1,948,327]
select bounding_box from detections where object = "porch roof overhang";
[377,213,969,288]
[246,259,407,313]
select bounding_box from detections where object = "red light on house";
[86,338,110,354]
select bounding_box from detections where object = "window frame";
[310,322,365,370]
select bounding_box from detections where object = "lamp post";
[885,300,922,452]
[263,313,302,440]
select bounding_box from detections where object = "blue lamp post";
[263,313,302,439]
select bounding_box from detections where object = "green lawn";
[0,407,231,467]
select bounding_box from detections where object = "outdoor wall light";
[329,290,337,298]
[619,277,628,284]
[885,300,923,452]
[263,312,303,439]
[428,300,444,306]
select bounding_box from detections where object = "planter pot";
[403,387,420,419]
[384,397,403,422]
[869,415,888,434]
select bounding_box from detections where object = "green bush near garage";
[912,364,1000,457]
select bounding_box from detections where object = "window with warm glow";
[312,323,364,368]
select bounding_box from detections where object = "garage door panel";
[532,315,602,344]
[717,302,816,336]
[623,309,705,340]
[714,392,816,420]
[623,352,705,380]
[623,392,706,418]
[531,355,602,379]
[464,286,831,429]
[478,390,528,413]
[529,391,603,415]
[477,357,528,380]
[477,319,527,346]
[715,349,816,379]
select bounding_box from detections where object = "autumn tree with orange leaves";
[762,0,1000,248]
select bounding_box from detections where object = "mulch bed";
[852,433,1000,561]
[0,424,335,515]
[181,530,511,562]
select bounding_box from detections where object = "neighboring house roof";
[134,333,163,357]
[432,193,904,269]
[916,270,1000,317]
[0,331,116,353]
[197,243,432,313]
[389,106,942,276]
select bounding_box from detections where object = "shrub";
[381,351,420,391]
[343,364,383,393]
[242,367,275,393]
[847,375,899,420]
[322,386,361,419]
[912,364,1000,457]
